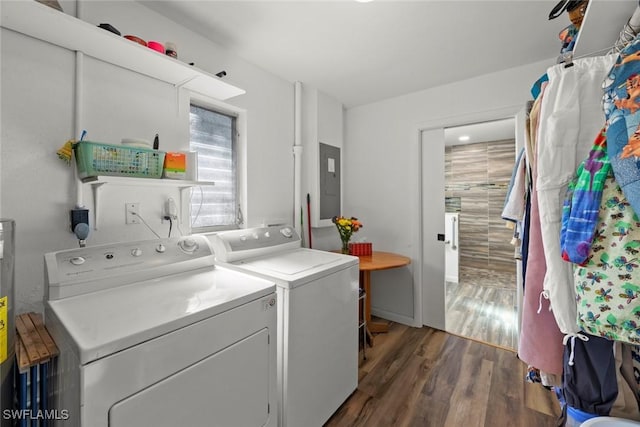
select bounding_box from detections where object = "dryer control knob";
[179,238,198,253]
[131,248,143,257]
[280,227,293,238]
[155,243,166,253]
[70,256,85,265]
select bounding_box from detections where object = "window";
[189,104,238,230]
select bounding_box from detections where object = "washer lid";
[47,267,275,365]
[244,249,343,274]
[228,248,358,289]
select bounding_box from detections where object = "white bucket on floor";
[566,407,597,426]
[581,417,640,426]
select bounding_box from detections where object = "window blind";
[189,104,237,228]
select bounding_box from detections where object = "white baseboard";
[371,307,419,327]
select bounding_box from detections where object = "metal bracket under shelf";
[80,176,215,229]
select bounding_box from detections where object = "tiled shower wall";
[445,139,516,274]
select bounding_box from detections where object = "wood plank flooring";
[446,267,518,350]
[324,323,560,427]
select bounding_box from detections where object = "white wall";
[301,85,346,248]
[343,57,553,325]
[1,1,294,313]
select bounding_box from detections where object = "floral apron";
[574,174,640,344]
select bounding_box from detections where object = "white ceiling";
[444,117,515,146]
[141,0,567,108]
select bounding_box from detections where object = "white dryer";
[44,234,278,427]
[207,225,359,427]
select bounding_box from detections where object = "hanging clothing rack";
[516,1,640,424]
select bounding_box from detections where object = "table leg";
[361,271,371,324]
[361,270,390,338]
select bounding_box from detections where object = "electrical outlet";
[162,198,178,223]
[125,203,140,224]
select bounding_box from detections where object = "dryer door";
[109,328,272,427]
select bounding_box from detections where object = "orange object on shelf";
[163,152,186,179]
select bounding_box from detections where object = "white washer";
[207,225,359,427]
[44,235,278,427]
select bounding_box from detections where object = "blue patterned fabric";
[561,128,611,265]
[604,35,640,217]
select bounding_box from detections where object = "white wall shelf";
[574,0,638,58]
[82,176,215,229]
[0,0,246,100]
[81,176,215,188]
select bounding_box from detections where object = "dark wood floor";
[325,322,560,427]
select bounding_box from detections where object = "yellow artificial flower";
[332,215,363,253]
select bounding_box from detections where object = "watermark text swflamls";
[3,409,70,421]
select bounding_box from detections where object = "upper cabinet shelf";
[573,0,638,58]
[0,1,246,100]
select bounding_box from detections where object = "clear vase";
[341,239,350,254]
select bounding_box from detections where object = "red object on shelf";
[349,242,372,256]
[124,35,147,46]
[147,40,165,53]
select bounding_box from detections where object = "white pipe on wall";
[293,81,303,241]
[74,0,84,209]
[76,0,83,19]
[74,51,84,209]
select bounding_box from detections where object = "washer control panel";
[46,235,214,299]
[208,225,301,263]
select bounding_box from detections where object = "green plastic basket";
[74,141,166,179]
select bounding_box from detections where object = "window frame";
[188,95,246,233]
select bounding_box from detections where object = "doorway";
[442,118,518,350]
[418,106,525,345]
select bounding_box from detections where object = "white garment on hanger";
[535,54,616,335]
[502,148,527,222]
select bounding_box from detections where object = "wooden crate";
[15,312,58,371]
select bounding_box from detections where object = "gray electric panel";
[319,142,340,220]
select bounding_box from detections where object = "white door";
[421,128,446,330]
[445,212,459,283]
